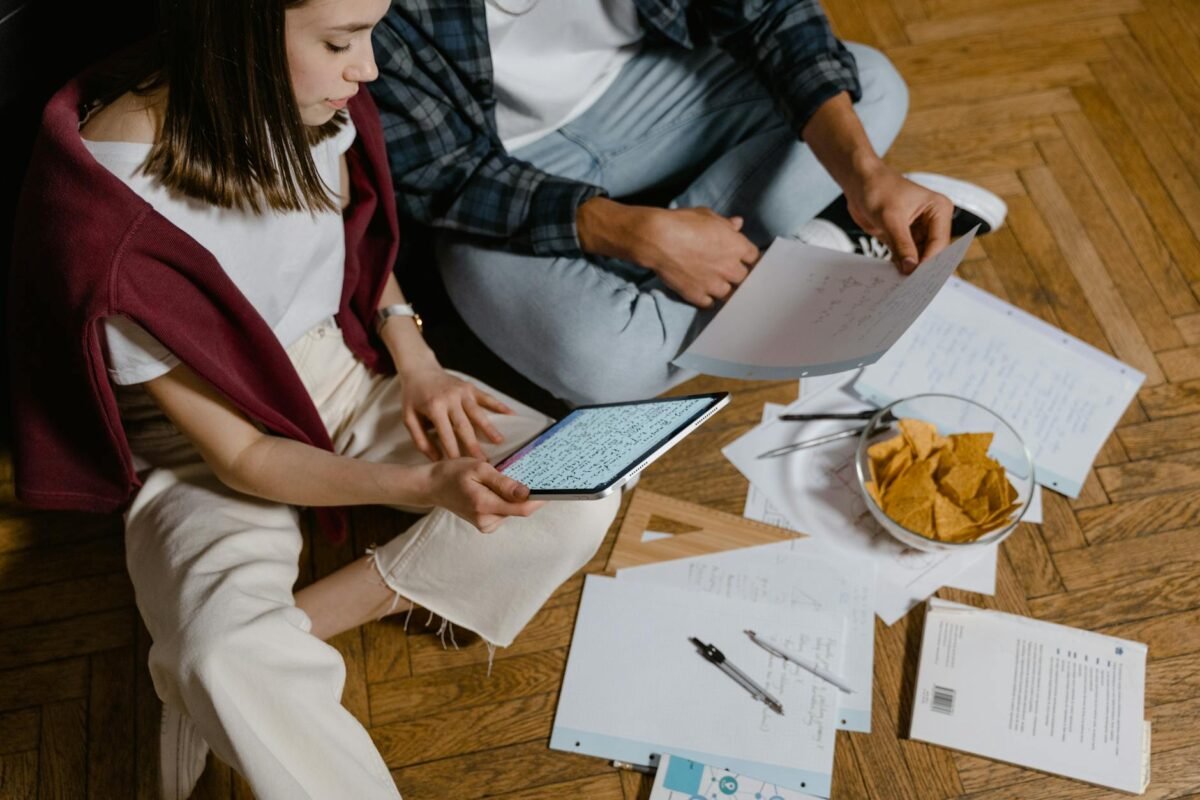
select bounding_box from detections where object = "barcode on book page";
[932,685,955,715]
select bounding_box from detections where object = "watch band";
[376,303,423,335]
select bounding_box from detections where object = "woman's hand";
[425,458,544,532]
[400,366,514,460]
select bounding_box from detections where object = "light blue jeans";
[439,42,908,406]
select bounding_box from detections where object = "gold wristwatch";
[375,303,423,335]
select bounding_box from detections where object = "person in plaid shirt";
[370,0,1004,405]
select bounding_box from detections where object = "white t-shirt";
[486,0,643,151]
[83,120,357,385]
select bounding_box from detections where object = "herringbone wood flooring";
[5,0,1200,797]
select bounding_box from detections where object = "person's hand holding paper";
[674,228,977,380]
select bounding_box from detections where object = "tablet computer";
[494,392,730,499]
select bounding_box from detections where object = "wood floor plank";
[1147,652,1200,707]
[1158,347,1200,383]
[1004,196,1113,356]
[1029,571,1200,630]
[999,524,1064,598]
[37,699,87,800]
[1077,488,1200,543]
[0,709,38,756]
[0,572,132,632]
[1053,527,1200,591]
[1119,413,1200,460]
[1118,15,1200,175]
[370,648,567,727]
[362,617,411,686]
[1072,80,1200,285]
[904,89,1078,137]
[907,63,1093,112]
[0,660,88,713]
[954,753,1041,794]
[1098,450,1200,501]
[373,693,556,768]
[389,741,614,800]
[1021,164,1164,384]
[1177,314,1200,346]
[87,647,135,800]
[1090,58,1200,249]
[905,0,1139,44]
[0,609,134,671]
[977,227,1058,326]
[1141,379,1200,420]
[1038,491,1088,552]
[1149,696,1200,754]
[0,750,38,800]
[490,773,626,800]
[888,23,1118,84]
[1055,109,1198,315]
[408,601,577,675]
[1037,136,1183,352]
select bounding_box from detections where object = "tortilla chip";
[900,418,938,460]
[891,499,934,538]
[880,449,914,490]
[950,432,994,464]
[963,496,991,522]
[938,464,988,506]
[885,461,937,503]
[934,492,977,540]
[864,480,883,507]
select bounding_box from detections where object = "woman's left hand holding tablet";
[399,365,514,460]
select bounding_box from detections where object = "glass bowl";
[854,393,1035,553]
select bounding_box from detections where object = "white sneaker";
[904,171,1008,234]
[160,705,209,800]
[791,218,855,253]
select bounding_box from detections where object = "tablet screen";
[496,394,726,495]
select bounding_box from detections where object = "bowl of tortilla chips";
[854,394,1035,553]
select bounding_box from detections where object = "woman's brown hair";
[87,0,342,214]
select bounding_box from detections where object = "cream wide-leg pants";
[122,319,619,798]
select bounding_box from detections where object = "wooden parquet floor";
[4,0,1200,797]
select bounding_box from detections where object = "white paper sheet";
[723,390,998,625]
[675,229,975,380]
[910,599,1150,794]
[649,753,821,799]
[551,576,843,797]
[854,277,1145,498]
[619,539,876,732]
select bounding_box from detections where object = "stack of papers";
[910,599,1151,794]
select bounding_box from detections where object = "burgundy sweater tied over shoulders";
[6,77,400,543]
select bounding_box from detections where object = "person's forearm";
[222,433,431,508]
[576,197,663,266]
[376,272,439,376]
[801,92,886,197]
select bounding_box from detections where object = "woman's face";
[285,0,391,126]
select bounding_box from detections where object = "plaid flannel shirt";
[370,0,861,258]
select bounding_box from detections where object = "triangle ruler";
[603,489,804,575]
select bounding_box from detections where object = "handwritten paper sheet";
[551,576,843,797]
[723,389,999,625]
[674,229,975,380]
[910,599,1150,794]
[620,537,876,732]
[854,278,1144,498]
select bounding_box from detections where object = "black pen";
[689,636,784,715]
